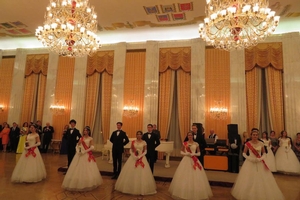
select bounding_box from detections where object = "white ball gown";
[62,137,103,191]
[11,133,46,183]
[275,137,300,174]
[231,141,285,200]
[262,138,277,172]
[169,142,213,200]
[115,140,156,195]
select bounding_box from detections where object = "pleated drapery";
[0,57,15,123]
[20,54,48,124]
[159,47,191,142]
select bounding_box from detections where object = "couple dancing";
[111,123,160,195]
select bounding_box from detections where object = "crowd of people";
[2,119,300,199]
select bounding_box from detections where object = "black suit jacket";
[109,130,129,151]
[66,128,81,150]
[142,132,160,156]
[184,132,207,152]
[10,126,20,138]
[153,130,161,140]
[43,126,54,139]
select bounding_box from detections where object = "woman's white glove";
[82,145,94,154]
[243,153,258,163]
[138,150,147,159]
[190,152,201,157]
[285,146,291,153]
[130,149,139,160]
[181,151,191,156]
[25,142,41,150]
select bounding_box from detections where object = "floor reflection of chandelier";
[199,0,280,50]
[123,100,139,118]
[35,0,101,57]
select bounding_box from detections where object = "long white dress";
[62,137,103,191]
[275,137,300,174]
[262,138,277,172]
[169,142,213,200]
[11,133,46,183]
[115,140,156,195]
[231,141,285,200]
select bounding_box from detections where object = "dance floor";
[1,151,300,200]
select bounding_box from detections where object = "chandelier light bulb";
[36,0,101,57]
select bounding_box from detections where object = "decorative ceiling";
[0,0,299,48]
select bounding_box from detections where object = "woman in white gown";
[115,130,156,195]
[62,126,103,191]
[11,124,46,183]
[169,132,213,200]
[275,131,300,174]
[231,130,284,200]
[261,131,277,172]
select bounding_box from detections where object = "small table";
[50,139,62,154]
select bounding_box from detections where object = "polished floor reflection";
[0,152,299,200]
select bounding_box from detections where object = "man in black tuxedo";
[153,124,161,162]
[109,122,129,179]
[42,122,55,153]
[142,124,160,173]
[65,119,81,169]
[9,122,20,153]
[184,124,206,165]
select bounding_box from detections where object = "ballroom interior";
[1,0,300,199]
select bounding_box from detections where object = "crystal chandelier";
[199,0,280,50]
[123,100,139,118]
[50,104,65,115]
[209,101,228,120]
[35,0,101,57]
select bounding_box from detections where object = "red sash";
[81,138,96,162]
[131,140,145,168]
[184,142,202,170]
[246,142,269,170]
[25,147,36,158]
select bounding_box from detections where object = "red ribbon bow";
[184,142,202,170]
[132,140,145,168]
[25,147,36,158]
[80,138,96,162]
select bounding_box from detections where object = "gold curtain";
[158,47,191,140]
[266,67,284,136]
[245,43,284,137]
[177,69,191,142]
[84,73,100,132]
[52,57,75,139]
[159,47,191,73]
[0,57,15,123]
[245,42,283,70]
[21,54,49,124]
[205,49,231,139]
[245,68,261,134]
[122,51,146,138]
[101,71,113,143]
[158,69,175,140]
[86,51,114,76]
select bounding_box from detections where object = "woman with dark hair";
[11,124,46,183]
[261,131,277,172]
[275,130,300,174]
[231,129,284,200]
[293,133,300,162]
[16,122,29,154]
[169,131,212,200]
[62,126,102,191]
[115,130,156,195]
[269,130,279,154]
[60,124,69,154]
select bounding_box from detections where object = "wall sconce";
[0,105,4,112]
[123,100,139,118]
[209,101,228,120]
[50,104,65,115]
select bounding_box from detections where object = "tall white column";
[7,49,28,124]
[143,41,159,129]
[230,49,247,134]
[42,52,59,125]
[191,38,206,126]
[70,56,88,132]
[109,43,127,134]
